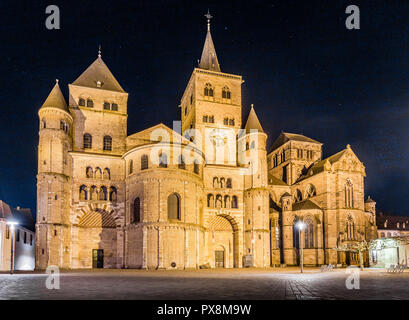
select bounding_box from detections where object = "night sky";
[0,0,408,217]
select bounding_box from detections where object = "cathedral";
[36,17,378,270]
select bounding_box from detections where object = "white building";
[0,201,35,271]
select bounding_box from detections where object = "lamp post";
[6,220,18,275]
[296,221,306,273]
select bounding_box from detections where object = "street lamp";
[296,221,306,273]
[6,220,18,275]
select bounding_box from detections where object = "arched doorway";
[207,215,239,268]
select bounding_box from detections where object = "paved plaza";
[0,267,408,300]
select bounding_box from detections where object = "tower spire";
[98,45,101,58]
[198,11,220,72]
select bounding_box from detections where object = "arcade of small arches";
[86,166,111,180]
[293,184,317,202]
[79,185,118,202]
[212,177,232,189]
[207,194,238,209]
[128,154,200,175]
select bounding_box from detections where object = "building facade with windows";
[36,18,377,269]
[0,201,35,271]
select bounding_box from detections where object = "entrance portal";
[92,249,104,268]
[215,250,225,268]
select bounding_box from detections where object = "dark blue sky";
[0,0,408,216]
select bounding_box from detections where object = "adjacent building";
[36,17,377,270]
[0,201,35,271]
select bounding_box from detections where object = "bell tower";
[180,12,243,165]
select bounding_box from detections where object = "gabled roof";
[293,200,321,211]
[268,174,288,186]
[126,123,192,151]
[40,81,69,112]
[295,145,363,183]
[11,207,35,231]
[270,132,321,153]
[245,106,264,133]
[72,56,125,93]
[199,28,220,72]
[0,200,12,219]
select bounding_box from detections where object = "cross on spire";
[205,10,212,31]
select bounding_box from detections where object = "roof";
[0,200,12,219]
[244,106,264,133]
[199,28,220,72]
[293,200,321,211]
[270,132,321,152]
[40,82,69,112]
[0,201,34,231]
[72,56,125,93]
[295,146,356,183]
[365,196,376,203]
[11,207,35,231]
[268,174,288,186]
[376,214,409,231]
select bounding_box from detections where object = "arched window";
[167,193,181,220]
[304,219,314,248]
[380,232,385,238]
[229,118,235,126]
[224,195,230,208]
[133,197,141,223]
[111,103,118,111]
[159,153,168,168]
[109,187,117,202]
[178,155,186,169]
[99,186,108,201]
[345,179,354,208]
[89,185,97,200]
[79,185,87,200]
[94,167,102,179]
[41,118,46,129]
[387,232,391,237]
[204,83,214,97]
[60,120,66,131]
[103,102,110,110]
[246,142,249,150]
[293,219,300,248]
[83,133,92,149]
[281,150,286,162]
[103,136,112,151]
[231,196,238,209]
[215,195,223,208]
[346,215,355,240]
[226,178,232,188]
[220,178,225,188]
[208,115,214,123]
[103,168,110,180]
[86,166,93,178]
[222,86,231,100]
[294,189,302,202]
[306,184,317,198]
[207,194,214,207]
[141,154,148,170]
[126,160,132,175]
[87,99,93,108]
[224,118,229,125]
[213,177,219,188]
[78,98,85,106]
[194,160,199,174]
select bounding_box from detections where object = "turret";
[242,105,270,267]
[36,80,72,269]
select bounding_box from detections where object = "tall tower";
[179,13,243,165]
[36,80,72,269]
[241,106,270,267]
[68,51,129,155]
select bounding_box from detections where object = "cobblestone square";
[0,268,408,300]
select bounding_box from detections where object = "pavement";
[0,267,408,300]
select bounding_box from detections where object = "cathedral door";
[215,250,225,268]
[92,249,104,268]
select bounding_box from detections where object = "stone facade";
[36,22,377,270]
